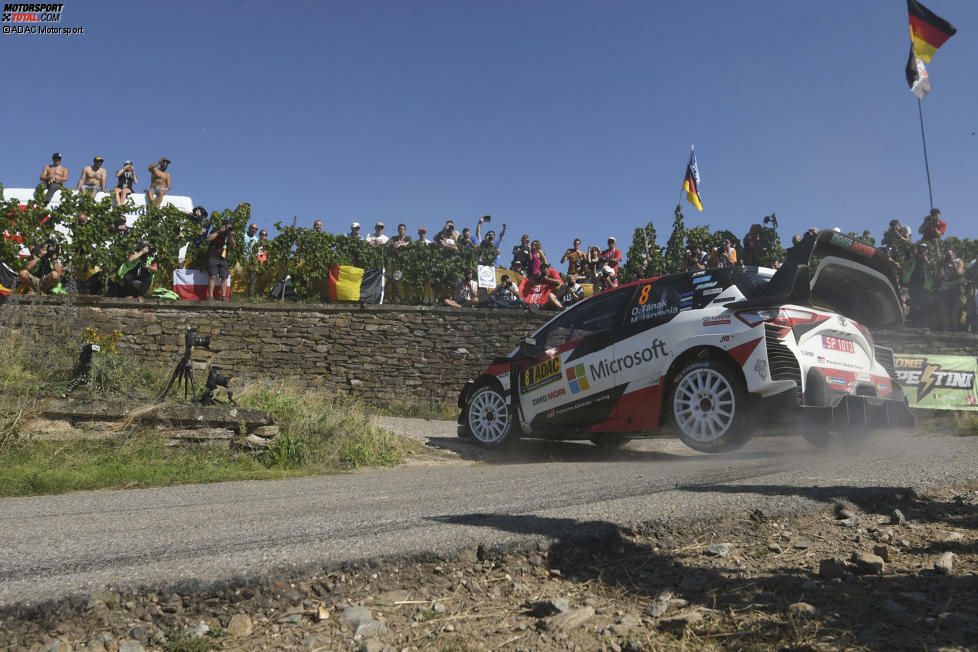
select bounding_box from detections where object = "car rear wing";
[730,230,904,329]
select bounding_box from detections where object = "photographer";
[207,217,236,301]
[682,244,706,272]
[19,240,62,293]
[711,240,736,267]
[918,208,947,251]
[114,160,138,206]
[902,244,936,326]
[118,241,157,299]
[593,260,618,293]
[936,248,964,331]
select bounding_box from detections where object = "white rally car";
[458,230,913,452]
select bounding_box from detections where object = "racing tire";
[590,436,631,449]
[669,360,757,453]
[463,384,518,448]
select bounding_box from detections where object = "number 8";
[637,285,651,305]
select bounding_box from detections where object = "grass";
[912,409,978,437]
[369,398,459,421]
[0,297,407,497]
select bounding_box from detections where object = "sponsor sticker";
[546,392,612,419]
[895,356,977,402]
[829,376,848,386]
[702,315,731,327]
[565,363,590,394]
[630,297,678,324]
[589,339,668,381]
[532,386,567,406]
[692,274,712,285]
[701,287,723,296]
[521,357,561,391]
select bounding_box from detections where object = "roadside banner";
[894,354,978,410]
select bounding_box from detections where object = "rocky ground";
[2,482,976,652]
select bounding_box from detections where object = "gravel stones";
[934,552,955,575]
[851,552,885,575]
[788,602,817,619]
[529,598,569,617]
[705,543,731,558]
[873,544,891,562]
[891,509,907,525]
[543,606,594,632]
[226,613,253,636]
[819,557,848,580]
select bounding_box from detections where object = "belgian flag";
[327,265,384,303]
[908,0,956,63]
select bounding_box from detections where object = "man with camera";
[207,218,236,301]
[936,247,964,331]
[119,241,157,299]
[683,244,707,272]
[711,240,736,267]
[19,240,62,293]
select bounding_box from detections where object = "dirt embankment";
[2,483,976,651]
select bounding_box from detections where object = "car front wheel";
[670,360,756,453]
[464,384,518,447]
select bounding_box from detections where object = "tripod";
[157,344,198,403]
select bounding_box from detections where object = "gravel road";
[1,423,976,611]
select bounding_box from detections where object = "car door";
[518,289,631,433]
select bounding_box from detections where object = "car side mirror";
[516,336,541,360]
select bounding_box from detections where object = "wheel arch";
[658,345,749,426]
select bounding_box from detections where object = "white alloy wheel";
[669,359,757,453]
[466,385,515,447]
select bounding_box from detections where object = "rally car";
[457,230,914,452]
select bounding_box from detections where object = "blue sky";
[1,0,974,259]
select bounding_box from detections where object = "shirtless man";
[76,156,107,198]
[40,153,69,206]
[147,157,172,206]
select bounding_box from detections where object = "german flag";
[682,147,703,212]
[327,265,384,303]
[908,0,956,63]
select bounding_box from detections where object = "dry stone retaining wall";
[2,297,974,405]
[2,297,552,405]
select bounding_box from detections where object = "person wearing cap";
[366,221,389,246]
[416,227,430,244]
[40,153,69,206]
[348,222,362,239]
[113,160,138,206]
[77,156,107,198]
[600,237,622,273]
[390,223,412,248]
[147,157,171,206]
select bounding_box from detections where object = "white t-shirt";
[365,233,389,245]
[456,279,478,301]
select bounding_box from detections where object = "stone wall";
[2,296,975,405]
[1,297,552,405]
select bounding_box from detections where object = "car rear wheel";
[464,384,517,448]
[670,360,756,453]
[590,435,630,449]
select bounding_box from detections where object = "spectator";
[435,222,458,251]
[76,156,107,197]
[561,238,586,276]
[113,160,138,206]
[594,261,618,292]
[902,244,936,326]
[529,240,547,276]
[76,212,89,226]
[313,220,324,232]
[491,273,525,308]
[459,227,478,249]
[883,219,911,246]
[19,240,62,293]
[349,222,362,239]
[258,228,268,242]
[510,260,526,279]
[918,209,947,248]
[711,240,736,267]
[475,216,503,249]
[244,223,259,250]
[366,221,389,245]
[479,229,502,266]
[443,268,479,308]
[600,237,622,273]
[791,234,802,246]
[390,223,411,248]
[40,153,68,206]
[206,218,235,301]
[965,261,978,333]
[416,227,430,244]
[556,273,585,306]
[683,244,707,271]
[119,241,157,299]
[586,245,601,279]
[936,248,964,331]
[147,157,171,206]
[256,228,269,264]
[113,214,131,237]
[185,206,209,246]
[511,234,531,270]
[535,263,563,310]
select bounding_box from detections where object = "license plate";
[821,335,854,353]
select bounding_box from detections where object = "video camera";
[762,213,779,229]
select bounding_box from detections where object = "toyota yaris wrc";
[458,230,914,452]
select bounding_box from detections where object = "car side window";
[540,290,630,349]
[626,279,687,331]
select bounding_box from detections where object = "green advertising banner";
[894,354,978,411]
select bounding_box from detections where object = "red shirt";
[601,247,622,271]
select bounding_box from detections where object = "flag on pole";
[905,45,931,99]
[682,147,703,212]
[908,0,956,63]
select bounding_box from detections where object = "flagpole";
[916,96,934,213]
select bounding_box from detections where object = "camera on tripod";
[185,328,210,350]
[199,365,235,406]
